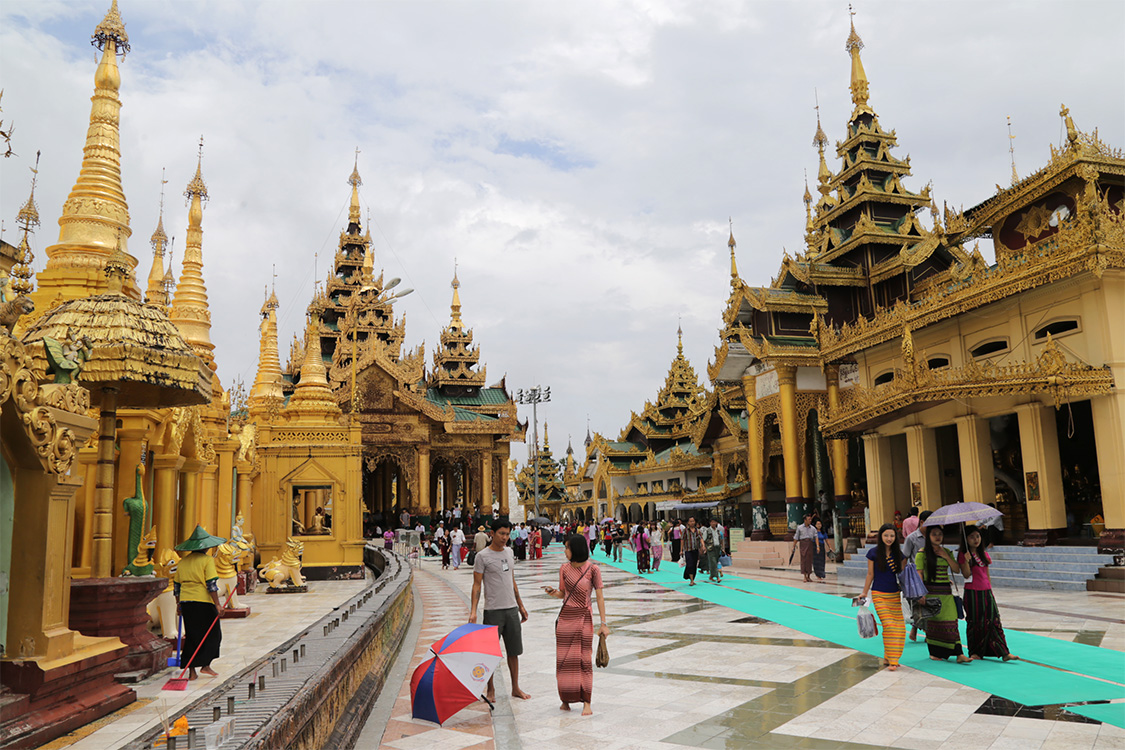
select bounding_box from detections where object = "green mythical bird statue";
[122,464,156,577]
[42,328,94,384]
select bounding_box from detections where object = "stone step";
[990,545,1105,556]
[1087,578,1125,594]
[1096,566,1125,580]
[0,690,29,726]
[838,558,1107,576]
[988,575,1089,592]
[989,552,1115,564]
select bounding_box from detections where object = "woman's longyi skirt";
[964,588,1010,658]
[556,605,594,704]
[799,539,814,575]
[871,592,905,666]
[181,600,222,669]
[925,593,964,659]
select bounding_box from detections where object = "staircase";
[837,544,1117,592]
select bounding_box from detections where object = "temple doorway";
[1056,400,1103,540]
[365,456,406,536]
[989,414,1028,541]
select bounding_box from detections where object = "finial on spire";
[11,151,41,295]
[92,0,130,58]
[150,168,169,250]
[812,90,828,151]
[728,218,739,282]
[347,150,363,225]
[803,169,812,207]
[184,136,208,202]
[845,5,871,111]
[677,317,684,355]
[1007,116,1019,185]
[1060,104,1079,147]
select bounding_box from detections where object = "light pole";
[516,385,550,521]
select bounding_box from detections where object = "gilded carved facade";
[697,15,1124,549]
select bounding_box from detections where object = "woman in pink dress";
[543,535,610,716]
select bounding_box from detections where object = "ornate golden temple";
[691,15,1123,549]
[0,3,521,742]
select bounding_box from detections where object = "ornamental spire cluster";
[145,170,170,307]
[430,264,487,393]
[249,284,285,414]
[11,152,41,295]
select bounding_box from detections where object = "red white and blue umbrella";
[410,623,502,725]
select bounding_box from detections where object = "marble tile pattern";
[424,546,1125,750]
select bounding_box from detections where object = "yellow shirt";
[175,551,219,604]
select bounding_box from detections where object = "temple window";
[1034,318,1080,340]
[873,370,895,386]
[970,338,1009,359]
[927,356,951,370]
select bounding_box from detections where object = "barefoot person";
[174,525,227,681]
[916,525,972,664]
[859,523,905,671]
[959,527,1018,662]
[470,518,532,701]
[544,535,610,716]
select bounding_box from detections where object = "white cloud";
[2,0,1122,460]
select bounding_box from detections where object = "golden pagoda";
[564,328,712,524]
[515,425,567,520]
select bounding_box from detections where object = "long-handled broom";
[163,588,237,691]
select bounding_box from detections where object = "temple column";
[777,365,804,535]
[742,373,770,540]
[481,451,493,517]
[955,415,994,506]
[153,454,185,556]
[416,447,431,518]
[73,450,98,574]
[199,464,219,536]
[862,433,896,540]
[236,460,253,533]
[179,460,203,540]
[444,466,455,516]
[825,365,851,513]
[1017,403,1066,546]
[113,425,148,575]
[905,425,942,512]
[1091,392,1125,551]
[499,456,510,516]
[215,443,236,537]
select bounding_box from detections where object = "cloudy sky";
[2,0,1122,463]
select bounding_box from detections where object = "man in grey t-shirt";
[470,519,530,702]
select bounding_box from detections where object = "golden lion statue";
[258,538,305,589]
[215,541,249,610]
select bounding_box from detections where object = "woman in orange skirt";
[543,535,610,715]
[859,523,905,670]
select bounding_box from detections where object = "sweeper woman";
[174,525,228,680]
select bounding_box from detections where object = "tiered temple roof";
[429,267,487,395]
[515,425,566,508]
[620,326,708,452]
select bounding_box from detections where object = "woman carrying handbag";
[543,536,610,716]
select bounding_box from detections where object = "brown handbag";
[596,632,610,668]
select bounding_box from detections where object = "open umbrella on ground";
[531,516,552,526]
[411,623,502,725]
[922,502,1002,529]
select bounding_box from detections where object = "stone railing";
[125,546,413,750]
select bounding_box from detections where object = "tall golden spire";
[285,316,341,420]
[813,99,832,193]
[450,260,462,328]
[1007,116,1019,185]
[248,284,285,414]
[145,169,169,306]
[728,219,739,283]
[169,138,215,365]
[348,149,362,226]
[11,152,41,296]
[39,0,136,296]
[677,318,684,356]
[802,170,814,231]
[846,5,872,116]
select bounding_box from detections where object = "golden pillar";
[444,466,455,515]
[481,451,493,516]
[862,433,895,541]
[215,444,236,537]
[416,446,431,517]
[153,454,185,557]
[825,365,850,512]
[73,450,97,574]
[199,464,219,538]
[235,461,253,533]
[904,425,942,512]
[1016,403,1066,545]
[1091,391,1125,550]
[91,388,118,578]
[499,455,510,516]
[179,460,203,540]
[741,374,770,540]
[955,415,994,506]
[777,365,804,533]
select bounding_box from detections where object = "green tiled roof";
[452,405,497,422]
[653,442,702,462]
[425,387,510,406]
